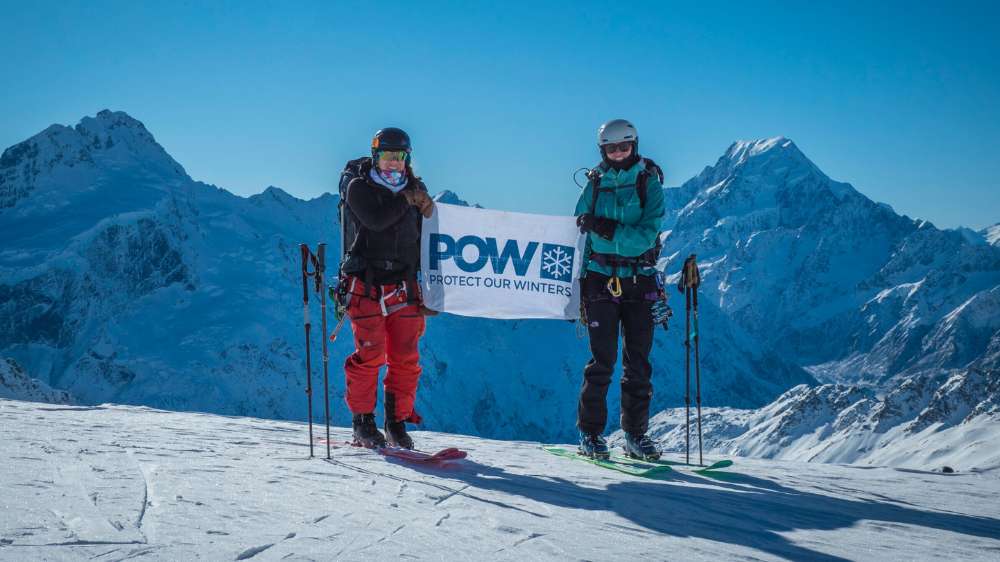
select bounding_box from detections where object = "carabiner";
[606,275,623,298]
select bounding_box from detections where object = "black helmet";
[371,127,411,159]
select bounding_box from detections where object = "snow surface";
[2,398,999,561]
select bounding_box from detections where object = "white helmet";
[597,119,638,146]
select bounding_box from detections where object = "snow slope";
[2,398,999,561]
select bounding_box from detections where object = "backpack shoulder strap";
[587,162,608,212]
[339,157,370,203]
[636,157,664,209]
[339,157,371,264]
[642,157,664,183]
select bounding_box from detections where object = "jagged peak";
[718,137,821,174]
[2,109,184,177]
[679,136,838,204]
[88,109,149,130]
[249,185,294,205]
[248,186,318,208]
[433,190,467,206]
[725,136,797,159]
[11,109,154,149]
[262,185,294,199]
[0,111,190,214]
[688,137,820,183]
[74,109,160,149]
[433,190,482,208]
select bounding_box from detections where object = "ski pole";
[684,284,691,465]
[679,254,701,465]
[317,243,331,460]
[300,244,314,458]
[679,254,703,466]
[694,278,703,466]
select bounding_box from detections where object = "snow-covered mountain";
[639,138,999,470]
[0,111,812,442]
[2,112,996,452]
[432,189,482,208]
[984,223,1000,247]
[627,348,999,471]
[4,397,999,560]
[0,357,75,404]
[660,137,1000,388]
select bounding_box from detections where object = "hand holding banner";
[420,203,586,320]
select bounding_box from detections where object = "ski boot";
[352,413,387,448]
[578,431,610,460]
[383,392,414,449]
[623,432,661,461]
[384,418,414,450]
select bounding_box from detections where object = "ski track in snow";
[1,399,999,561]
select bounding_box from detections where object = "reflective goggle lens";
[378,150,408,162]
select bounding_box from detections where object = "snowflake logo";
[539,243,575,282]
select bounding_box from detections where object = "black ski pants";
[577,272,656,436]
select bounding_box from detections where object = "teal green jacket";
[574,159,665,278]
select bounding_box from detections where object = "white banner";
[420,203,586,320]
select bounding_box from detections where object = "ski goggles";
[602,141,633,154]
[377,150,409,163]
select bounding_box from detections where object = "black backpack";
[337,157,370,270]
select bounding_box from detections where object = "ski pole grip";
[300,244,312,304]
[678,254,701,292]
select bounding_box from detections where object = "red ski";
[317,438,467,464]
[378,446,467,463]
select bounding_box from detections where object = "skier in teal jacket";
[574,118,665,461]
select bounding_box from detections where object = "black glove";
[576,214,616,240]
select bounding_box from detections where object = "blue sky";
[1,1,998,229]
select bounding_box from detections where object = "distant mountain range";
[1,110,996,453]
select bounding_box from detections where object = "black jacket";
[341,159,427,284]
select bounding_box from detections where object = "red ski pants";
[343,279,425,422]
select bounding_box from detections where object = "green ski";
[613,454,733,472]
[542,446,672,478]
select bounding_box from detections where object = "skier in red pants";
[338,127,435,449]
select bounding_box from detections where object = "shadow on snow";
[348,455,1000,562]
